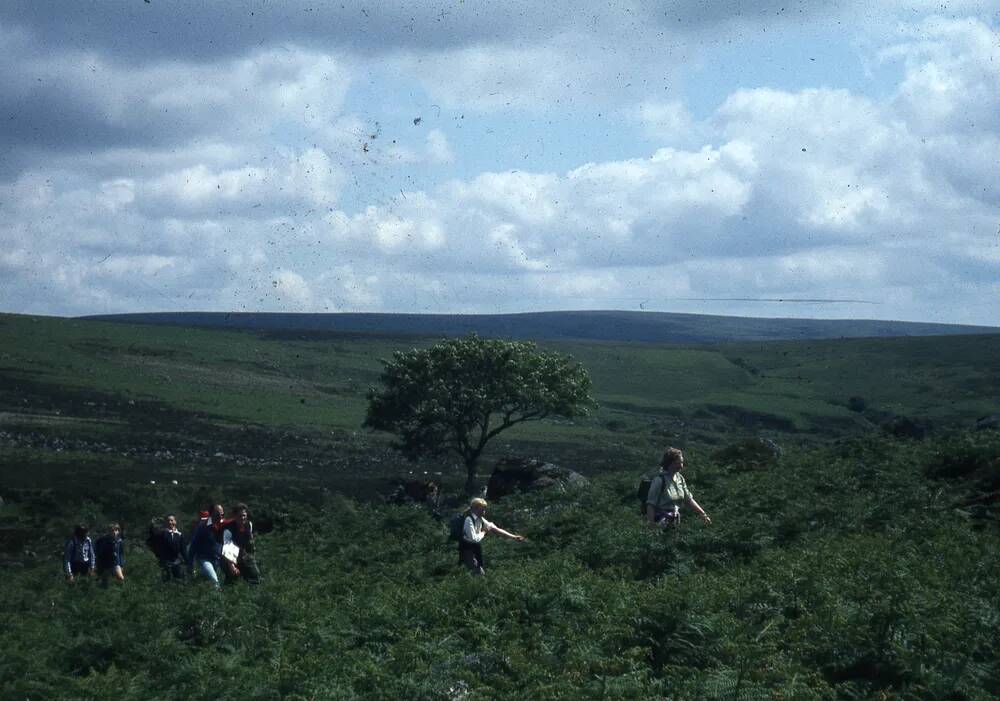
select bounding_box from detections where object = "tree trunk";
[464,459,479,497]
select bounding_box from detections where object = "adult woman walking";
[458,497,524,577]
[644,447,712,527]
[222,503,260,585]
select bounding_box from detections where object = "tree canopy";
[364,334,595,494]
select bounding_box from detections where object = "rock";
[880,415,928,440]
[847,396,867,413]
[974,415,1000,431]
[712,437,782,471]
[486,457,589,499]
[386,479,441,509]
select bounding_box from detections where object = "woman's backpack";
[636,473,665,514]
[448,511,469,541]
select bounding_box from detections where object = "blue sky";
[1,1,998,325]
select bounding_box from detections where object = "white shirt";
[462,514,494,543]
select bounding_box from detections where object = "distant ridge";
[78,311,999,345]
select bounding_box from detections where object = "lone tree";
[364,334,595,495]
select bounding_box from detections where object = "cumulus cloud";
[425,130,455,164]
[629,101,694,142]
[0,43,351,157]
[1,6,998,325]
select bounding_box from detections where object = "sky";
[1,1,999,325]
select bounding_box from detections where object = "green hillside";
[1,312,999,698]
[3,313,996,457]
[83,309,1000,344]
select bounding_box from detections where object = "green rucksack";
[636,473,664,514]
[448,511,470,542]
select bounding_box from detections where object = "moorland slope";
[1,312,998,698]
[81,309,999,345]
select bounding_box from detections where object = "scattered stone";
[486,457,589,499]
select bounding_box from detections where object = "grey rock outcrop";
[486,457,588,499]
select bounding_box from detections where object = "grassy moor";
[1,312,999,699]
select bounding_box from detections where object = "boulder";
[486,457,588,499]
[386,479,441,509]
[712,437,782,470]
[880,415,928,440]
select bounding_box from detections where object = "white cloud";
[2,10,999,325]
[630,101,693,142]
[139,147,344,217]
[269,270,314,308]
[425,130,455,164]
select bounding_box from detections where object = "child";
[94,523,125,587]
[148,514,187,582]
[64,525,95,583]
[458,498,525,577]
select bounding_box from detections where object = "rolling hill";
[80,310,999,344]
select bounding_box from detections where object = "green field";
[1,313,999,699]
[4,313,997,436]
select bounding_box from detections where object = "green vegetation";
[365,334,595,494]
[1,312,999,698]
[2,435,999,699]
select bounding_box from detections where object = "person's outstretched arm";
[488,524,525,542]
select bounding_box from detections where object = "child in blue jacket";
[64,525,95,583]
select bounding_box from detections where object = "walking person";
[95,523,125,587]
[222,503,260,585]
[64,525,95,583]
[458,498,524,577]
[148,514,187,582]
[188,508,222,588]
[645,447,712,527]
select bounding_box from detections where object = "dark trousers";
[224,553,260,585]
[68,561,90,576]
[160,561,186,582]
[458,541,485,576]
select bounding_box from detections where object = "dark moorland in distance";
[81,309,1000,344]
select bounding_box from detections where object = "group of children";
[63,448,709,585]
[62,502,259,588]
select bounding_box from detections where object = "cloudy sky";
[1,1,999,325]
